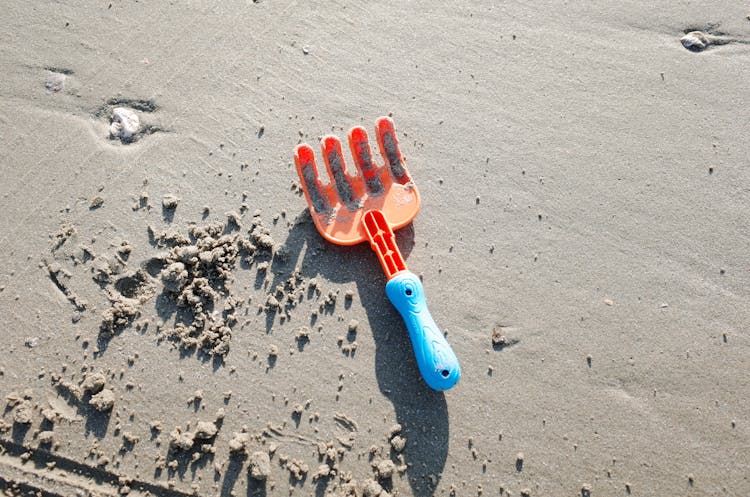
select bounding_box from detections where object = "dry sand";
[1,1,749,496]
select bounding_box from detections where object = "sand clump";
[151,215,277,357]
[162,194,180,210]
[228,431,251,454]
[249,451,271,480]
[6,391,37,425]
[169,419,220,451]
[89,388,115,411]
[92,256,156,336]
[169,427,195,451]
[194,420,219,439]
[374,459,395,479]
[80,372,107,395]
[279,454,308,481]
[90,196,105,209]
[491,327,507,346]
[312,464,331,480]
[122,432,140,445]
[37,430,55,445]
[362,478,390,497]
[295,326,310,344]
[12,400,35,425]
[41,406,59,423]
[50,370,117,412]
[390,435,406,452]
[100,296,142,334]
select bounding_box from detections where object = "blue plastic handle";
[385,271,460,390]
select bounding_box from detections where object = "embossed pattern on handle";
[385,271,460,391]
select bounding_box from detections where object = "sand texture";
[1,1,749,496]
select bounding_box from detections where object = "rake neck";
[362,209,407,280]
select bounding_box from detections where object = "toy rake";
[293,117,460,391]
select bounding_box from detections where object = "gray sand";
[1,1,749,496]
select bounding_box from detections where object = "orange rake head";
[294,117,421,247]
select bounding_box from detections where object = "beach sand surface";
[1,1,748,496]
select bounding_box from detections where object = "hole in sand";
[143,257,167,277]
[114,271,150,298]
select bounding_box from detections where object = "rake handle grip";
[386,271,461,391]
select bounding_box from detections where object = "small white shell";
[681,31,710,51]
[110,107,141,141]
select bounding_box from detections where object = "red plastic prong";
[362,209,407,280]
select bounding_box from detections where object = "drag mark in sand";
[43,260,87,312]
[333,412,358,432]
[0,437,195,497]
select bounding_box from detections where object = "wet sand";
[1,1,749,496]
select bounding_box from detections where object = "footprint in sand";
[680,28,750,52]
